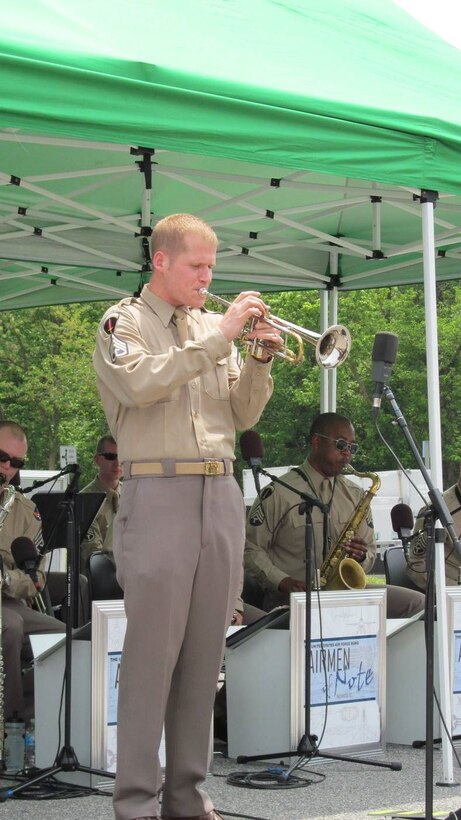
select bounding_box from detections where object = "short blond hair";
[152,213,218,258]
[0,420,27,443]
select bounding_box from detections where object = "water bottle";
[4,713,25,773]
[24,719,36,772]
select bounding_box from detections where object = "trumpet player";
[0,420,65,721]
[244,412,426,619]
[93,213,279,820]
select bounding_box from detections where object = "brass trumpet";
[199,289,351,368]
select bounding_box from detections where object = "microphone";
[371,332,399,417]
[391,503,414,557]
[62,463,80,475]
[23,461,81,493]
[11,536,49,614]
[11,536,40,584]
[240,430,264,498]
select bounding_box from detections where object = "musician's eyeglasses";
[315,434,358,455]
[0,449,26,469]
[97,452,119,461]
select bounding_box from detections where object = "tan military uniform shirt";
[0,489,46,599]
[407,478,461,589]
[80,475,121,568]
[93,285,273,462]
[244,458,376,591]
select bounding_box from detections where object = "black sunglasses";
[98,452,119,461]
[0,449,26,469]
[315,433,358,455]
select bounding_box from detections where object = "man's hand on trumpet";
[217,291,283,361]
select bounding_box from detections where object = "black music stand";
[235,467,401,785]
[0,469,116,804]
[32,490,105,627]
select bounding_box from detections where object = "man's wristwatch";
[3,572,11,589]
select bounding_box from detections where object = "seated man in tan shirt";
[245,412,426,619]
[80,433,122,573]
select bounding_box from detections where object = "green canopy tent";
[1,0,461,309]
[0,0,460,784]
[0,0,459,482]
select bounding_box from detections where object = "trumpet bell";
[316,325,351,369]
[198,288,352,369]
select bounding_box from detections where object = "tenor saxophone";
[0,480,16,771]
[319,466,381,590]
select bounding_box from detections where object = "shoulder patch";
[103,315,118,335]
[410,530,427,556]
[260,484,274,501]
[110,334,129,362]
[249,505,265,526]
[248,484,274,526]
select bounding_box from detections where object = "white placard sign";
[446,588,461,734]
[91,600,166,773]
[290,589,386,754]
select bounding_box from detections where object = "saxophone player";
[244,412,425,619]
[0,420,65,721]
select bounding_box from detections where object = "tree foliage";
[0,283,460,489]
[236,283,461,487]
[0,303,109,485]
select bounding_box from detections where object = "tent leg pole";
[422,194,455,789]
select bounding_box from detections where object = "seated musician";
[79,433,122,574]
[0,420,65,721]
[406,461,461,590]
[244,412,425,619]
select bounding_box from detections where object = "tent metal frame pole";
[421,196,455,788]
[319,289,329,413]
[329,282,338,412]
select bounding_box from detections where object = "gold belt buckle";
[204,460,221,476]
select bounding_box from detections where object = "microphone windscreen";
[240,430,264,462]
[11,536,38,568]
[391,503,414,533]
[372,332,399,364]
[63,463,80,475]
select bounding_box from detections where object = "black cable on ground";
[218,811,272,820]
[227,765,325,790]
[0,769,111,800]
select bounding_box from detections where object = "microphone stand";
[237,466,401,779]
[378,383,461,820]
[22,464,80,618]
[22,463,78,495]
[0,465,115,804]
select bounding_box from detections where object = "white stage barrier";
[32,588,461,779]
[226,589,387,760]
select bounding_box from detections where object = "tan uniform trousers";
[2,598,65,718]
[263,583,425,618]
[112,473,244,820]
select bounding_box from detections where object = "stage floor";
[1,742,460,820]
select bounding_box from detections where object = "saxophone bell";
[319,466,381,591]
